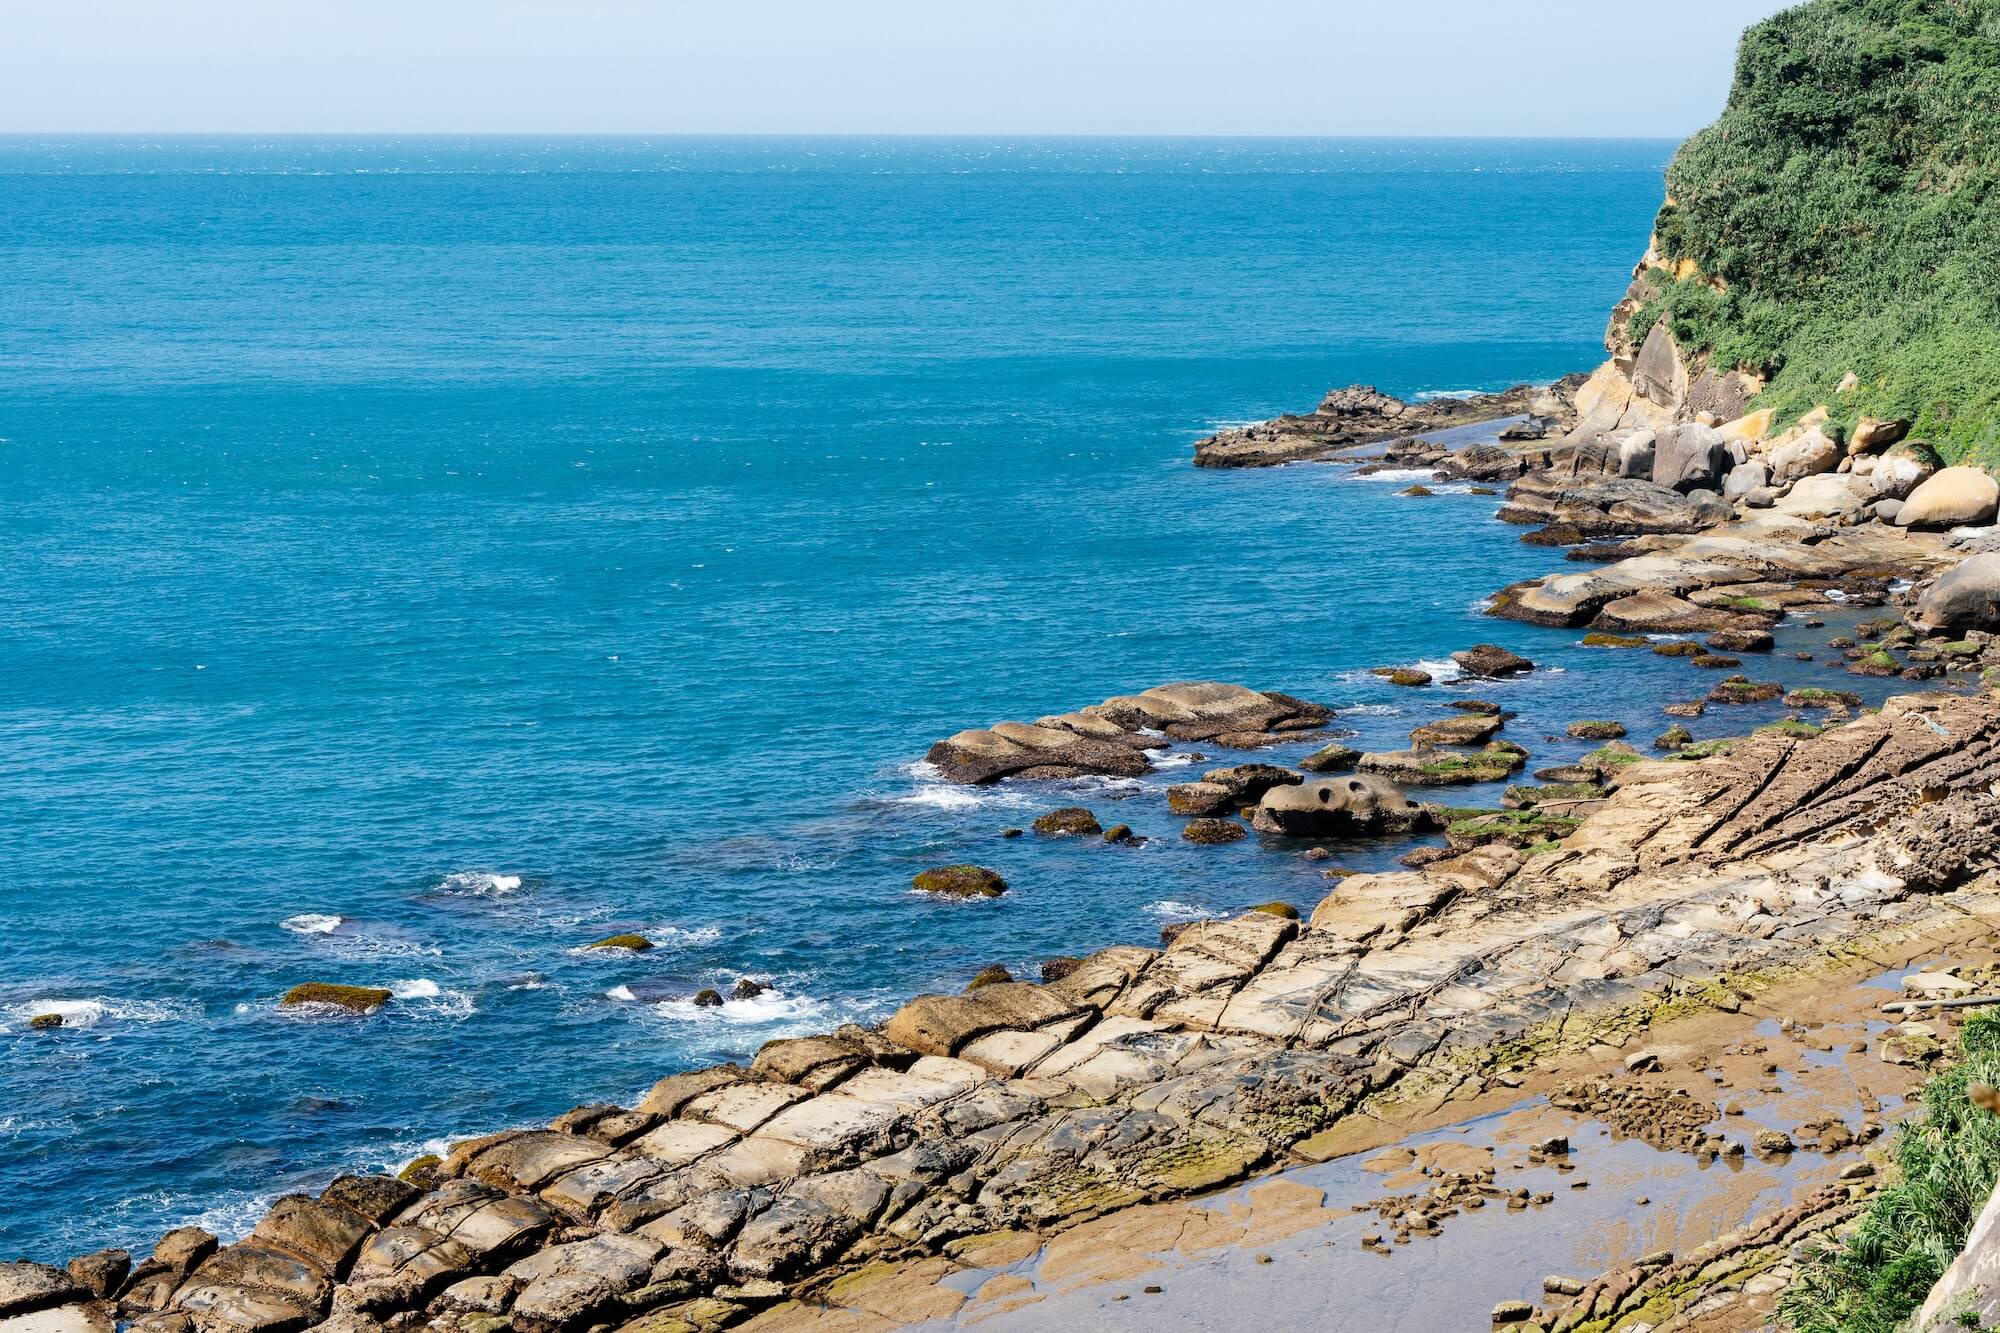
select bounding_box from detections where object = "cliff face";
[1614,0,2000,462]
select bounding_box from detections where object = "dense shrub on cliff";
[1779,1010,2000,1332]
[1629,0,2000,461]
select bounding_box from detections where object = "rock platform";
[26,688,2000,1333]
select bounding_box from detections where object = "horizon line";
[0,130,1688,143]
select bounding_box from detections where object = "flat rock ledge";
[38,689,2000,1333]
[1191,382,1579,470]
[923,681,1333,784]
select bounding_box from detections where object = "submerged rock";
[1180,818,1247,845]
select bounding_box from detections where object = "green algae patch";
[1445,809,1583,851]
[1756,719,1826,740]
[1669,737,1739,761]
[1249,901,1300,920]
[281,983,392,1013]
[1582,632,1649,649]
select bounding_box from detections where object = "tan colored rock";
[1897,466,2000,528]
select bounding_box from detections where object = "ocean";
[0,135,1852,1260]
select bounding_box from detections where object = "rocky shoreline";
[21,242,2000,1333]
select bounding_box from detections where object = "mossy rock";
[1849,649,1901,677]
[1468,485,1498,496]
[1582,632,1649,649]
[1298,743,1361,772]
[27,1013,63,1030]
[966,964,1013,992]
[1784,687,1861,708]
[1445,809,1583,851]
[1690,653,1742,669]
[1566,720,1626,740]
[281,983,392,1014]
[1503,781,1602,809]
[1654,724,1694,751]
[1371,666,1433,687]
[1582,742,1644,771]
[1181,818,1247,846]
[1415,750,1523,784]
[399,1155,444,1190]
[588,933,655,952]
[1249,900,1300,920]
[1101,823,1139,845]
[1756,719,1825,740]
[1708,676,1783,704]
[1032,807,1102,837]
[1726,595,1779,613]
[1446,699,1503,715]
[912,865,1008,898]
[1652,641,1702,658]
[1670,737,1738,761]
[1399,484,1436,497]
[692,988,725,1008]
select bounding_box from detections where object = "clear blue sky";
[4,1,1793,137]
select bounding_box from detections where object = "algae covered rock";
[1032,807,1102,837]
[1249,901,1300,920]
[1451,643,1534,678]
[586,933,654,952]
[1371,666,1433,687]
[1565,720,1626,740]
[27,1013,63,1030]
[965,965,1012,992]
[912,865,1007,898]
[281,983,392,1014]
[1708,676,1783,704]
[1298,743,1361,773]
[1180,818,1247,845]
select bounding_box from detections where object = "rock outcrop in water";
[923,682,1333,784]
[1191,382,1581,469]
[43,691,2000,1333]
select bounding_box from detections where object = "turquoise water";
[0,135,1839,1260]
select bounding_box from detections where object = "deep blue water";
[0,135,1877,1261]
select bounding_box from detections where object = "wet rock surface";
[1192,383,1577,469]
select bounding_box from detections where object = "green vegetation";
[1637,0,2000,463]
[1780,1011,2000,1333]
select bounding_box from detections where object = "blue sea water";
[0,135,1883,1261]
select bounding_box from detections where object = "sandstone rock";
[1911,554,2000,634]
[1897,466,2000,529]
[1722,460,1769,500]
[1848,417,1909,455]
[1706,628,1773,653]
[1359,744,1524,786]
[911,866,1007,899]
[1409,712,1503,746]
[1199,764,1302,803]
[1250,775,1418,837]
[1166,782,1234,816]
[280,985,391,1015]
[1616,430,1655,479]
[0,1265,83,1318]
[1768,428,1839,483]
[1652,423,1730,493]
[252,1195,375,1275]
[1298,744,1360,773]
[1452,644,1534,678]
[1773,473,1867,520]
[64,1251,128,1301]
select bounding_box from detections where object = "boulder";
[1722,460,1769,500]
[911,866,1007,899]
[1897,466,2000,529]
[65,1251,129,1301]
[1616,431,1656,479]
[1767,428,1839,483]
[1298,744,1360,773]
[1199,764,1302,803]
[0,1264,84,1318]
[1250,775,1420,837]
[1848,417,1910,455]
[1031,807,1100,837]
[1451,644,1534,678]
[1181,819,1247,845]
[1852,444,1934,502]
[1652,424,1730,493]
[1166,782,1234,816]
[1911,554,2000,634]
[585,934,652,952]
[1772,473,1867,520]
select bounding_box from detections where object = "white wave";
[1341,703,1403,717]
[1349,467,1445,483]
[652,925,723,947]
[1889,578,1913,596]
[1823,589,1850,603]
[1411,658,1466,683]
[1145,900,1213,922]
[1151,751,1201,769]
[390,979,474,1018]
[280,913,343,935]
[605,985,637,1001]
[896,785,992,811]
[649,987,829,1027]
[435,870,523,896]
[1412,388,1485,401]
[4,996,201,1032]
[506,975,548,991]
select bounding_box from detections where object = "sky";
[3,1,1796,138]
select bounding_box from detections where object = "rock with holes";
[1250,775,1421,837]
